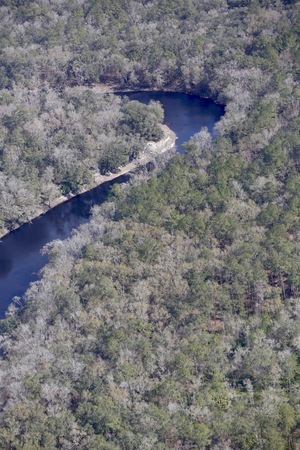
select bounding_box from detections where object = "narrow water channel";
[0,92,224,318]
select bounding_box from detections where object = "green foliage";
[0,0,300,448]
[239,99,278,138]
[261,140,288,176]
[0,87,163,230]
[250,35,279,64]
[121,100,164,141]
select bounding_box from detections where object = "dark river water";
[0,92,224,318]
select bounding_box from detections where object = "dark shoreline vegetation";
[0,0,300,449]
[0,93,221,318]
[0,86,221,239]
[0,86,167,237]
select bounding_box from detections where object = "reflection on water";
[0,176,129,317]
[0,92,224,318]
[0,257,12,278]
[122,91,224,151]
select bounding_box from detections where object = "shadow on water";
[0,175,129,318]
[0,92,224,318]
[120,91,224,152]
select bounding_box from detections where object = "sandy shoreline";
[0,124,177,240]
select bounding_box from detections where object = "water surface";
[123,91,223,151]
[0,92,224,318]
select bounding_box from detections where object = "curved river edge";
[0,124,177,240]
[75,81,220,101]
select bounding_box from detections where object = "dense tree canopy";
[0,0,300,449]
[0,87,164,234]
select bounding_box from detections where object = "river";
[0,92,224,318]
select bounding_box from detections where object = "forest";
[0,85,164,235]
[0,0,300,448]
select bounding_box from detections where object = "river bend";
[0,92,224,318]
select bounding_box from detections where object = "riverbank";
[72,81,223,105]
[0,124,177,240]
